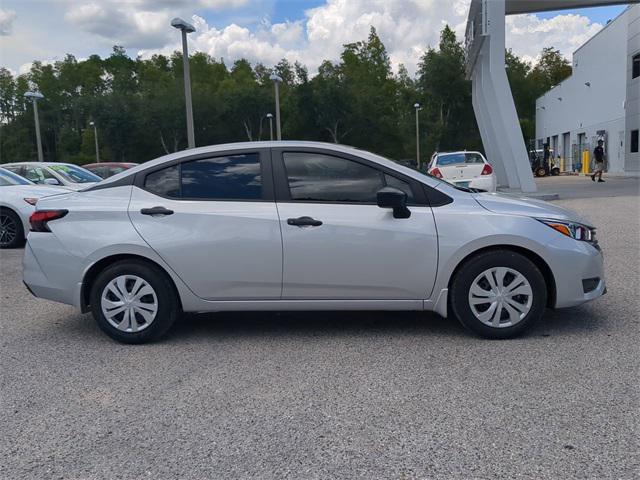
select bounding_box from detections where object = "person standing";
[591,140,605,183]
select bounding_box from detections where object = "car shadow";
[168,310,469,342]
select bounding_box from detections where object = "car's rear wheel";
[449,250,547,339]
[0,208,24,249]
[90,260,179,344]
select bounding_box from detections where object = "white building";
[535,4,640,174]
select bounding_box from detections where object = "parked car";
[3,162,101,190]
[83,162,138,179]
[427,151,497,192]
[24,141,604,344]
[0,167,71,248]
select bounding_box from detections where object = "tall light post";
[269,74,282,140]
[171,17,196,149]
[266,113,274,141]
[414,103,422,170]
[89,121,100,163]
[24,91,44,162]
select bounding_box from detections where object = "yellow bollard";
[560,157,565,172]
[582,150,590,175]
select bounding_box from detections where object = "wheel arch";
[448,245,557,308]
[81,253,183,313]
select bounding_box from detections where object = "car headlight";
[538,219,597,244]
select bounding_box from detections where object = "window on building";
[633,53,640,79]
[631,130,639,154]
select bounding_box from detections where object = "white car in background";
[0,167,71,248]
[2,162,101,191]
[428,151,497,192]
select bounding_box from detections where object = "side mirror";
[377,187,411,219]
[44,178,61,185]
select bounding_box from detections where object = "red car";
[83,162,138,179]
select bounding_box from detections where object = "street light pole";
[172,17,196,149]
[266,113,274,141]
[89,121,100,163]
[25,91,44,162]
[414,103,422,170]
[269,74,282,140]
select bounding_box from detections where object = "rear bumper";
[23,238,82,308]
[468,176,496,192]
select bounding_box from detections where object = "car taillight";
[481,163,493,176]
[29,210,68,232]
[430,167,443,179]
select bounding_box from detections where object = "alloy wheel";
[0,214,18,247]
[101,275,158,333]
[468,267,533,328]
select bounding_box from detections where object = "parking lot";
[1,176,638,479]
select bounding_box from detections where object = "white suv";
[23,142,605,343]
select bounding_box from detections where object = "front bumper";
[550,237,605,308]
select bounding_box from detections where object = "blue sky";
[0,1,632,76]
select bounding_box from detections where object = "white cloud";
[0,8,17,35]
[506,13,603,64]
[3,0,608,76]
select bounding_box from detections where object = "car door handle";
[140,206,174,216]
[287,216,323,227]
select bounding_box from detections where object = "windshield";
[0,168,32,186]
[49,164,101,183]
[436,152,485,166]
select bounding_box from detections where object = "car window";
[145,165,180,198]
[0,168,31,186]
[181,154,262,200]
[463,153,485,164]
[383,174,415,202]
[24,166,57,184]
[283,152,388,203]
[108,166,127,177]
[49,165,101,183]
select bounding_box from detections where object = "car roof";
[83,162,137,167]
[96,141,444,189]
[435,151,483,156]
[3,162,81,167]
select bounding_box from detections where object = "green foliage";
[0,26,565,167]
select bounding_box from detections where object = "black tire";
[535,167,547,177]
[551,167,560,176]
[0,208,25,249]
[90,260,179,344]
[449,250,547,339]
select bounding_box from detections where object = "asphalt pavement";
[1,182,638,479]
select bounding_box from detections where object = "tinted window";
[436,152,484,166]
[284,152,405,203]
[633,53,639,79]
[181,154,261,200]
[145,165,180,197]
[632,130,639,154]
[384,174,414,202]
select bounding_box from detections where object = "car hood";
[472,192,589,225]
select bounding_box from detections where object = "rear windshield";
[436,153,484,166]
[0,168,31,186]
[49,164,101,183]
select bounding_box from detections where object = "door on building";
[562,132,570,171]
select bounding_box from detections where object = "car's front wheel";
[90,260,179,344]
[449,250,547,339]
